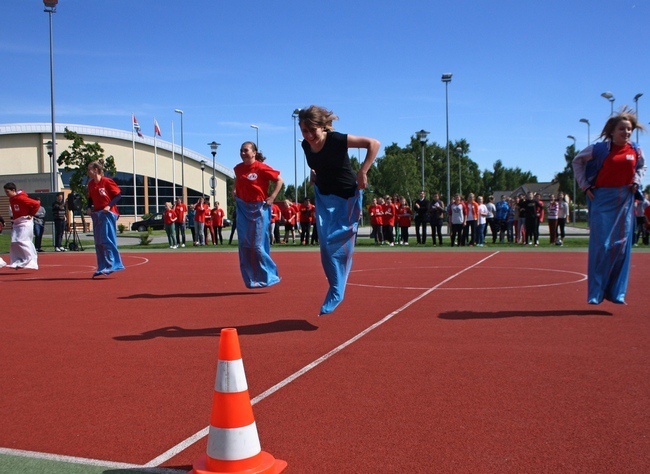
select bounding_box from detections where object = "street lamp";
[44,0,58,192]
[415,129,429,191]
[174,109,185,201]
[601,91,615,116]
[441,73,453,206]
[579,118,591,145]
[634,93,643,143]
[292,109,301,202]
[250,124,259,149]
[208,141,220,206]
[200,160,206,197]
[567,135,577,224]
[456,147,463,196]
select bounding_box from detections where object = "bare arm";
[266,175,284,206]
[348,134,380,190]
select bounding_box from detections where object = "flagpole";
[171,120,176,202]
[154,119,159,213]
[132,114,137,221]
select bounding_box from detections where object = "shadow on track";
[118,291,260,300]
[114,319,318,341]
[439,309,613,319]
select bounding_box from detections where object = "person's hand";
[356,170,368,189]
[586,186,595,200]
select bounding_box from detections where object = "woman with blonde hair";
[573,108,645,304]
[299,105,380,314]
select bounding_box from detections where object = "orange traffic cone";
[191,328,287,474]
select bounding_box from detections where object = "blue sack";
[236,197,281,288]
[586,186,635,304]
[91,211,125,276]
[314,187,362,314]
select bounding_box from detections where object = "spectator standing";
[52,192,67,251]
[572,109,645,304]
[476,196,488,246]
[33,197,46,252]
[282,199,297,244]
[382,196,395,246]
[494,195,509,243]
[633,192,649,245]
[557,191,569,245]
[413,191,430,244]
[193,197,206,246]
[212,202,225,245]
[485,195,497,244]
[464,193,479,246]
[369,197,384,245]
[270,201,281,245]
[547,194,559,244]
[299,198,314,245]
[449,194,466,247]
[520,191,542,246]
[397,196,412,245]
[163,201,178,248]
[2,182,40,269]
[429,192,446,246]
[173,198,188,247]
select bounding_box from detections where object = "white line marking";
[144,252,500,467]
[0,447,185,473]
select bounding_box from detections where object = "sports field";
[1,247,648,473]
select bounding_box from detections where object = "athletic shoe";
[181,243,185,248]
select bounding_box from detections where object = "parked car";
[131,213,164,232]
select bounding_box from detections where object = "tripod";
[64,211,84,251]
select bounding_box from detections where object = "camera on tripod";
[65,193,84,251]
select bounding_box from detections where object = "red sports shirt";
[234,161,280,202]
[87,176,121,215]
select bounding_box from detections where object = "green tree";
[57,127,116,210]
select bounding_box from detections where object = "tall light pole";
[415,130,429,191]
[174,109,185,202]
[634,93,643,143]
[292,109,301,202]
[601,91,615,116]
[250,124,259,149]
[44,0,58,192]
[200,160,206,197]
[456,146,463,197]
[208,141,220,206]
[567,135,577,224]
[442,73,453,206]
[579,118,591,145]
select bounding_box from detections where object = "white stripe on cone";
[206,423,262,461]
[215,359,248,393]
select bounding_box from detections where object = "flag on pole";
[154,118,162,137]
[132,114,143,137]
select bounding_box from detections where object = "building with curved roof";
[0,123,233,223]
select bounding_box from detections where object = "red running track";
[0,249,648,472]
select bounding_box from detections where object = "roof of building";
[0,122,234,178]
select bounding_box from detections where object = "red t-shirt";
[211,208,225,227]
[9,191,41,219]
[271,204,281,223]
[234,161,280,202]
[595,143,638,188]
[281,205,296,224]
[174,202,187,222]
[369,204,383,226]
[383,203,396,226]
[163,209,177,225]
[299,203,314,223]
[194,202,206,223]
[397,205,412,227]
[87,176,121,215]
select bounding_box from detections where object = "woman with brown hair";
[299,105,380,314]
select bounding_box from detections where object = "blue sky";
[2,0,648,191]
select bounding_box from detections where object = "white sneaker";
[181,244,185,248]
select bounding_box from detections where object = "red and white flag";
[154,119,162,137]
[132,114,143,137]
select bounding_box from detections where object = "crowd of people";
[364,189,577,247]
